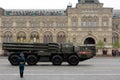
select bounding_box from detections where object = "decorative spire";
[67,2,72,8]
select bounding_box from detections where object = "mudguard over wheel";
[26,55,38,65]
[51,55,62,65]
[68,55,79,65]
[9,55,19,65]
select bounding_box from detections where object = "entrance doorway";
[84,37,95,44]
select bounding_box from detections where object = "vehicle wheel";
[68,55,79,65]
[26,55,38,65]
[9,55,19,65]
[51,55,62,65]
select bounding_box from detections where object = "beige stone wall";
[0,3,117,55]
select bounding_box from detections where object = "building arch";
[43,31,53,43]
[84,37,95,44]
[57,31,66,43]
[82,35,97,45]
[93,16,99,20]
[30,31,39,43]
[17,31,26,43]
[87,16,92,21]
[82,16,87,21]
[93,16,99,27]
[3,31,13,42]
[112,32,119,44]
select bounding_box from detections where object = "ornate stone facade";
[0,0,120,55]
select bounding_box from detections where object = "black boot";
[20,72,23,78]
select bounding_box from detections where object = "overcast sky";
[0,0,119,9]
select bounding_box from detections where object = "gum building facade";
[0,0,120,55]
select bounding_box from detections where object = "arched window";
[112,33,119,44]
[57,32,66,43]
[82,16,87,27]
[17,31,26,43]
[87,16,92,27]
[102,16,108,27]
[3,31,13,43]
[30,31,39,43]
[43,32,53,43]
[82,16,99,27]
[93,16,98,27]
[71,16,78,27]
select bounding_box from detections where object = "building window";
[44,21,53,27]
[93,16,98,27]
[56,22,60,27]
[87,22,91,27]
[57,32,66,43]
[104,38,106,42]
[56,22,65,27]
[102,16,108,27]
[3,32,13,42]
[49,22,53,27]
[30,32,39,43]
[93,21,97,27]
[82,16,98,27]
[71,16,78,27]
[17,32,26,43]
[72,22,78,27]
[61,23,65,27]
[112,33,119,44]
[43,32,53,43]
[103,21,107,27]
[82,22,87,26]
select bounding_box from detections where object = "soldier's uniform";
[19,53,25,78]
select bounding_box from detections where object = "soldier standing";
[19,53,25,78]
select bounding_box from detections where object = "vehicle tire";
[26,55,38,65]
[51,55,62,65]
[68,55,79,65]
[9,55,19,65]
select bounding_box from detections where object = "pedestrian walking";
[103,49,107,55]
[112,49,116,56]
[116,50,120,56]
[18,52,25,78]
